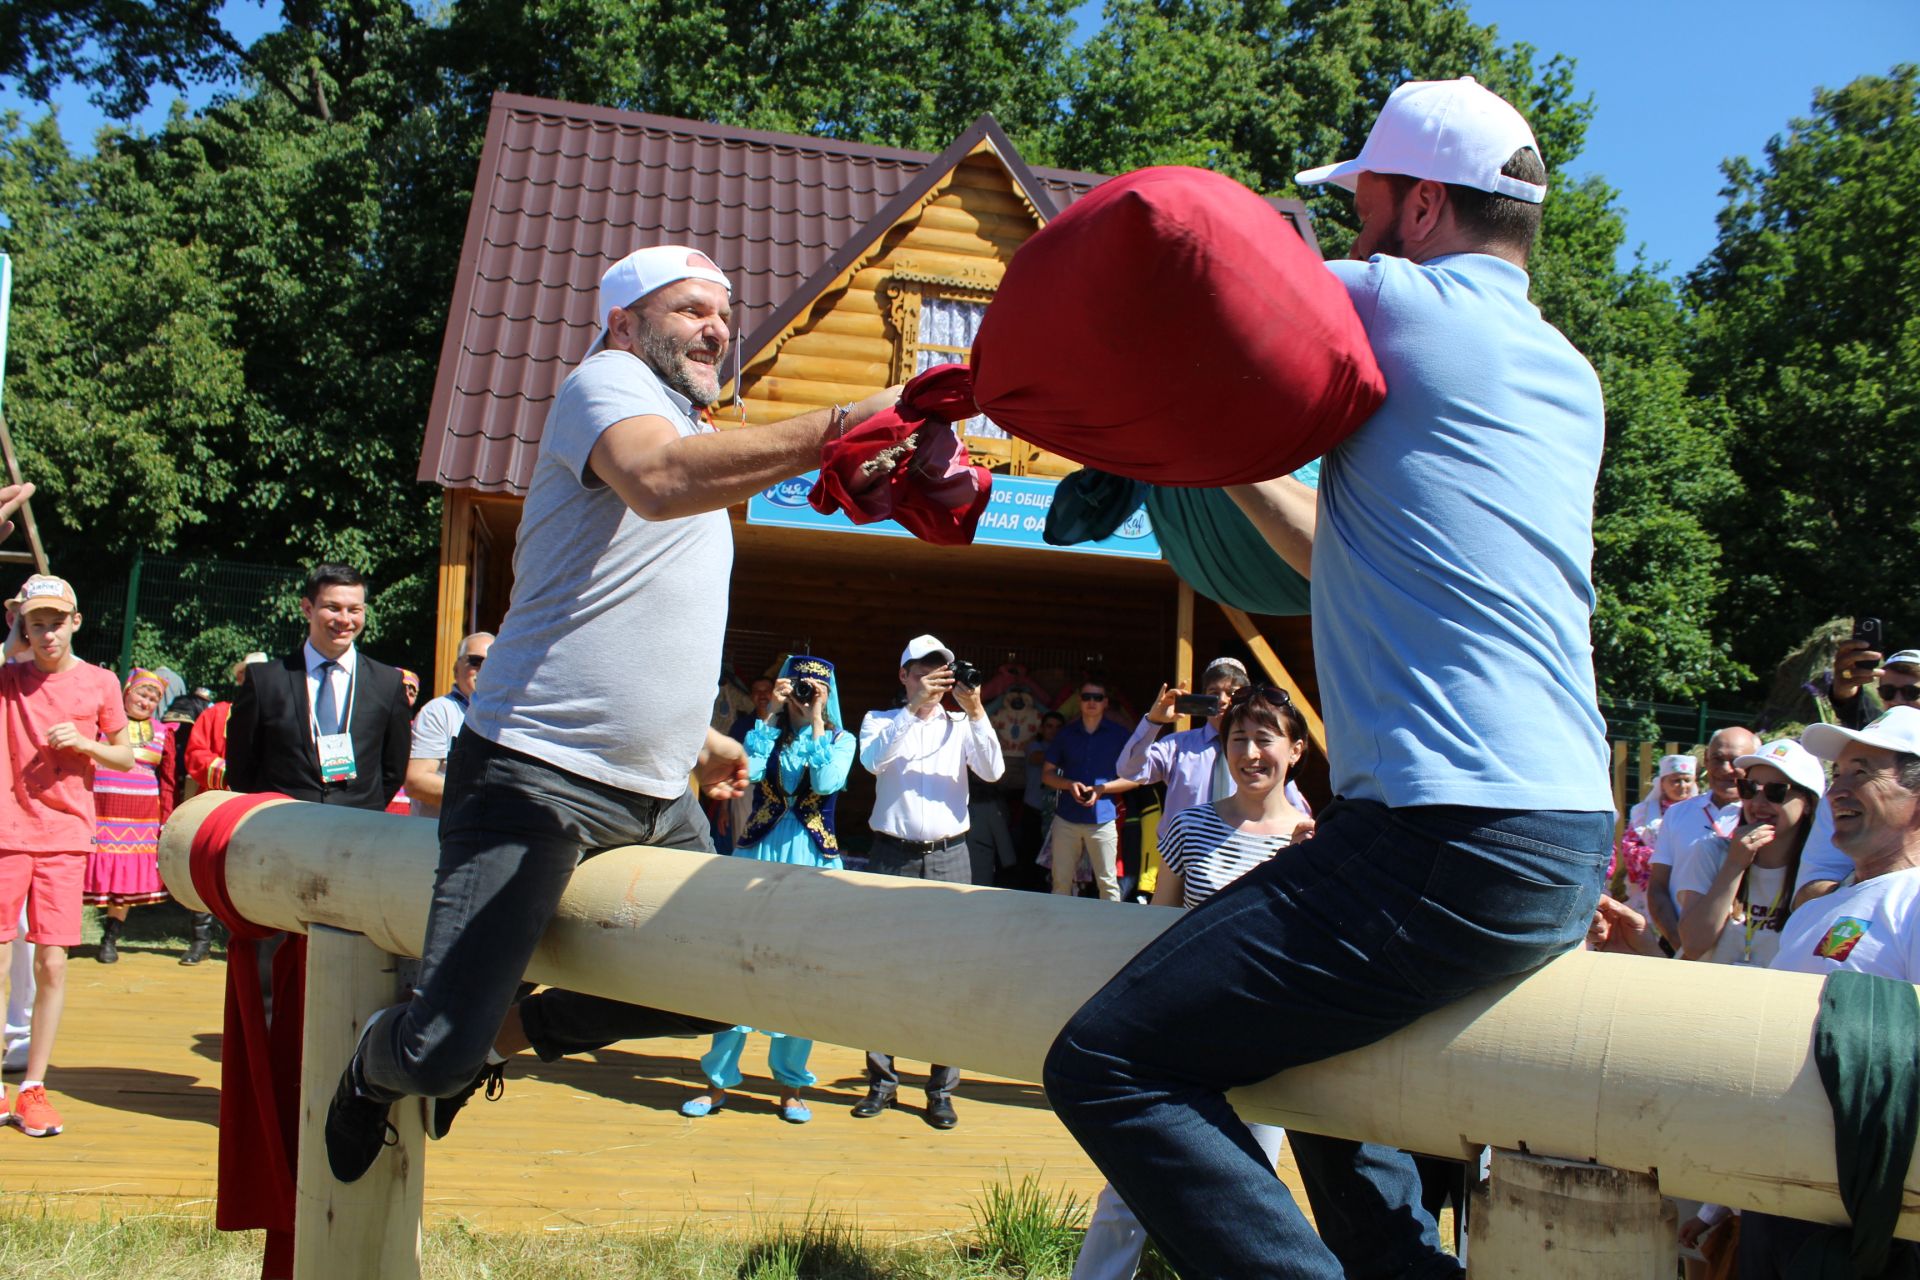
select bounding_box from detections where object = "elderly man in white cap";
[1046,79,1613,1279]
[853,633,1003,1130]
[324,245,901,1181]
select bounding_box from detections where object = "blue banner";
[746,472,1161,560]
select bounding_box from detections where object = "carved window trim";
[880,262,1029,474]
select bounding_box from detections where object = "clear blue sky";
[4,0,1915,277]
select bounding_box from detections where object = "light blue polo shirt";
[1312,252,1612,812]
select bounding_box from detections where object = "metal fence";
[1600,696,1758,822]
[63,550,306,691]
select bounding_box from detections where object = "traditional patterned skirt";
[85,725,170,907]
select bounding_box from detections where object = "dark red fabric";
[188,792,306,1280]
[809,363,993,545]
[970,166,1386,486]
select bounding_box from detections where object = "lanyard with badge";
[314,666,358,784]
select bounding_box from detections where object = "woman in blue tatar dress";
[681,654,855,1125]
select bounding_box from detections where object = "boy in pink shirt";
[0,575,133,1137]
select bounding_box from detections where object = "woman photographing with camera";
[680,654,855,1125]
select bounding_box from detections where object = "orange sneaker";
[11,1084,62,1137]
[0,1088,9,1123]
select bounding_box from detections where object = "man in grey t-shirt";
[326,244,900,1183]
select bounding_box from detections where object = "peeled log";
[160,791,1920,1237]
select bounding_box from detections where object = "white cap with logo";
[1734,738,1828,797]
[1296,76,1548,204]
[588,245,732,355]
[899,634,955,668]
[1803,706,1920,763]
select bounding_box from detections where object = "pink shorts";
[0,850,88,947]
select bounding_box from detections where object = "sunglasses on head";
[1879,683,1920,703]
[1229,683,1293,707]
[1737,779,1795,804]
[1079,690,1108,702]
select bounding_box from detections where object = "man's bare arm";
[1225,477,1317,580]
[590,389,898,523]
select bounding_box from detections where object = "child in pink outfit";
[0,575,134,1137]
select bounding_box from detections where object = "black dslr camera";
[789,678,818,704]
[949,659,983,689]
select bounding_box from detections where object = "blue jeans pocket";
[1380,839,1599,1000]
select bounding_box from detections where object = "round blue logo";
[763,478,814,509]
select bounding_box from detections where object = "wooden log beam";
[159,793,1920,1237]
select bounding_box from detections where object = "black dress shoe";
[925,1096,958,1130]
[851,1090,895,1118]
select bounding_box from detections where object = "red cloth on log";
[809,363,993,545]
[970,166,1387,486]
[188,792,306,1280]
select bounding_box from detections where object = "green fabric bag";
[1043,465,1320,617]
[1791,969,1920,1279]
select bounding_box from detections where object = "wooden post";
[1468,1149,1675,1278]
[293,924,424,1280]
[1218,603,1327,755]
[432,489,475,698]
[1175,579,1195,731]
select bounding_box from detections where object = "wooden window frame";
[881,267,1036,476]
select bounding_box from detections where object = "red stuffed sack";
[970,166,1385,487]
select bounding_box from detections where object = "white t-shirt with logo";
[1771,867,1920,981]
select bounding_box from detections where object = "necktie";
[316,661,342,736]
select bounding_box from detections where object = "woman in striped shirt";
[1073,684,1313,1280]
[1153,684,1314,910]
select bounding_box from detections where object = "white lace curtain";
[916,295,1005,439]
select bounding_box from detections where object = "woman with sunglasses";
[681,654,855,1125]
[1073,685,1313,1280]
[1673,739,1827,966]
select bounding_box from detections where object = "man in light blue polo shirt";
[1045,78,1613,1280]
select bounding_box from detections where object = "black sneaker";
[324,1050,398,1183]
[429,1060,505,1141]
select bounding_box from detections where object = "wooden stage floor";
[4,945,1306,1237]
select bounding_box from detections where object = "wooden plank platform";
[4,945,1306,1237]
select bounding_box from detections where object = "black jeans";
[1043,799,1610,1280]
[362,731,727,1099]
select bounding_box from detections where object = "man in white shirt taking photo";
[854,633,1004,1130]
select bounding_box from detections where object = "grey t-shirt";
[464,350,733,796]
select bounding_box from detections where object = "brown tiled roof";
[418,94,1314,495]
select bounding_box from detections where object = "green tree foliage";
[1689,65,1920,673]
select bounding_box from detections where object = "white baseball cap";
[588,245,732,354]
[1296,76,1548,204]
[1803,706,1920,763]
[1658,753,1697,779]
[899,634,955,667]
[1883,649,1920,670]
[1734,739,1827,797]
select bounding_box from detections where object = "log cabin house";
[416,94,1332,831]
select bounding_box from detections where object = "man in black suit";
[227,564,412,810]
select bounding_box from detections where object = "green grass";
[0,1177,1112,1280]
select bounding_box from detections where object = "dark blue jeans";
[362,731,728,1099]
[1043,799,1610,1280]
